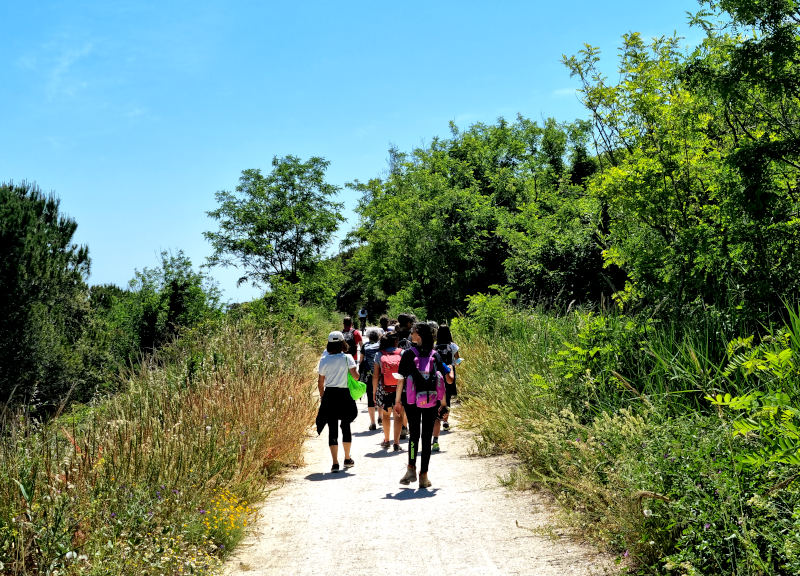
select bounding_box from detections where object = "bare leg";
[433,419,441,437]
[368,406,376,424]
[382,408,391,441]
[343,442,351,460]
[329,444,338,465]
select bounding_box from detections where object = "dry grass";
[0,322,319,575]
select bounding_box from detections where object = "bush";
[453,301,800,575]
[0,320,318,575]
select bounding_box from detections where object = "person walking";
[315,331,359,473]
[373,331,404,450]
[394,322,454,488]
[361,328,382,430]
[379,314,389,332]
[432,324,460,450]
[341,316,362,364]
[358,307,368,331]
[393,313,417,439]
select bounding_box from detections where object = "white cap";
[328,331,345,343]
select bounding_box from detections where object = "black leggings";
[366,379,375,408]
[328,416,352,446]
[405,403,438,474]
[325,388,353,446]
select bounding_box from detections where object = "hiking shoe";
[380,440,391,448]
[369,423,377,431]
[399,466,417,485]
[393,443,400,452]
[331,463,340,473]
[419,474,432,489]
[400,426,408,439]
[442,422,450,431]
[343,458,355,469]
[431,442,440,452]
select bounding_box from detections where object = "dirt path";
[224,397,613,576]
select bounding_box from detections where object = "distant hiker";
[359,307,368,331]
[395,313,416,350]
[379,314,389,332]
[341,316,362,364]
[432,324,460,450]
[393,313,417,439]
[373,331,404,450]
[316,331,359,473]
[395,322,454,488]
[361,327,382,430]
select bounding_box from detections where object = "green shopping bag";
[345,355,367,401]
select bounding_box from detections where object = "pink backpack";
[405,348,446,408]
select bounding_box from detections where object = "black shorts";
[381,388,398,412]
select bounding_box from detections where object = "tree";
[0,181,90,405]
[204,156,345,288]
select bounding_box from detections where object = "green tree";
[204,156,345,289]
[94,250,223,363]
[0,181,90,405]
[346,117,612,318]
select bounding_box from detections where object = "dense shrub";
[453,297,800,575]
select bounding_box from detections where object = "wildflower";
[623,550,628,558]
[206,425,211,431]
[643,509,652,517]
[704,523,711,530]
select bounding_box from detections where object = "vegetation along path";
[224,397,614,576]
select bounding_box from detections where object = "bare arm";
[349,367,360,380]
[318,374,325,397]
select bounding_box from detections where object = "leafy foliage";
[0,181,91,405]
[204,156,345,289]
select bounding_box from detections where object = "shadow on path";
[382,488,439,500]
[304,471,354,481]
[362,448,405,459]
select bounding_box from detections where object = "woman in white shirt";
[316,331,360,473]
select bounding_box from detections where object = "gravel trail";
[224,397,613,576]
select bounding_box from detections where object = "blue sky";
[2,0,703,302]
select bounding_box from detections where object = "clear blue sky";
[2,0,702,302]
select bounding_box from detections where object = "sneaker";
[431,442,440,452]
[369,423,377,431]
[378,416,383,425]
[399,466,417,485]
[419,474,432,489]
[393,443,400,451]
[380,440,391,448]
[400,426,408,439]
[442,422,450,431]
[331,463,340,473]
[343,458,355,469]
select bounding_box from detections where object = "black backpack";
[342,329,356,351]
[435,343,454,365]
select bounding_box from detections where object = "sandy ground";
[224,397,615,576]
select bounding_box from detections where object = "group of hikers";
[315,313,461,488]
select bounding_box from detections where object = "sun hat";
[328,331,345,343]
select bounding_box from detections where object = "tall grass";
[0,321,319,575]
[452,298,800,575]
